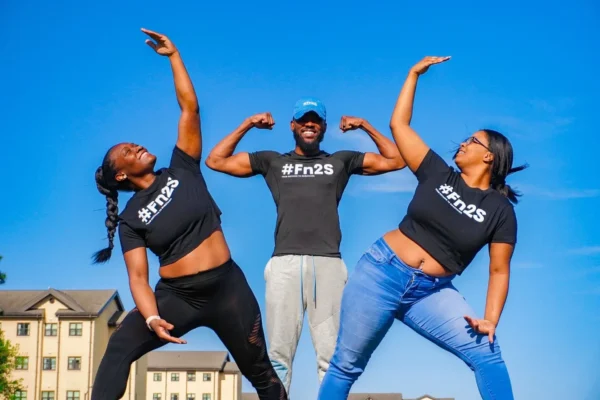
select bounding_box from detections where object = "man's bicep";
[220,152,255,177]
[361,152,405,175]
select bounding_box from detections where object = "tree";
[0,255,5,284]
[0,255,23,398]
[0,329,24,399]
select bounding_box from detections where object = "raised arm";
[124,248,186,344]
[389,56,450,174]
[340,116,406,175]
[142,28,201,160]
[205,113,274,177]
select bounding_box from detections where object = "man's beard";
[293,130,324,154]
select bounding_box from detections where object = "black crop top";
[398,149,517,275]
[118,146,222,266]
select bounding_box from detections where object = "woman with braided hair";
[318,56,527,400]
[90,28,286,400]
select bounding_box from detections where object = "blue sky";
[1,0,599,399]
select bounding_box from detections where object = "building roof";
[0,288,124,319]
[414,396,454,400]
[223,362,240,373]
[147,351,233,371]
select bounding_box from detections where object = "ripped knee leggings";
[91,259,287,400]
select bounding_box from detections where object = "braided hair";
[92,148,134,264]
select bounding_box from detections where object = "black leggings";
[91,259,286,400]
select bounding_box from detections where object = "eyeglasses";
[464,136,491,152]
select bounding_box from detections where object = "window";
[15,356,29,370]
[42,357,56,370]
[186,395,195,400]
[202,373,211,382]
[67,357,81,370]
[152,394,161,400]
[44,323,58,336]
[170,394,179,400]
[69,323,82,336]
[153,373,162,381]
[66,391,79,400]
[202,395,211,400]
[187,371,196,381]
[17,323,30,336]
[170,373,179,381]
[41,392,55,400]
[14,391,27,400]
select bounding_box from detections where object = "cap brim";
[293,108,325,121]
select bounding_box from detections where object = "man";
[205,97,406,394]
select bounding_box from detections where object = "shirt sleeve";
[414,149,453,183]
[118,221,146,253]
[333,151,366,175]
[169,146,200,174]
[249,151,280,176]
[490,205,518,245]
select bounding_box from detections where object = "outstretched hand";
[148,318,187,344]
[339,116,364,132]
[249,112,275,129]
[142,28,178,57]
[410,56,451,76]
[464,315,496,343]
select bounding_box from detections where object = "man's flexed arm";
[205,113,275,177]
[340,116,406,175]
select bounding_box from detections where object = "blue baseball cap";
[292,97,326,121]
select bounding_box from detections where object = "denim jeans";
[318,237,514,400]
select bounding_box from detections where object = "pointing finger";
[141,28,164,40]
[463,315,473,326]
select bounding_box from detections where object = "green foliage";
[0,255,5,284]
[0,329,24,399]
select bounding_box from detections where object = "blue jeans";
[318,237,514,400]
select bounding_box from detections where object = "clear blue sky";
[1,1,599,399]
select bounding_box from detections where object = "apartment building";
[0,288,147,400]
[146,351,241,400]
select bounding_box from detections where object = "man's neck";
[294,146,321,157]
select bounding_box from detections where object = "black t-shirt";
[118,146,222,266]
[398,149,517,275]
[249,150,365,258]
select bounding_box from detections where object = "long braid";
[93,166,120,264]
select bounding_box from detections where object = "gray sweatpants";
[264,254,348,394]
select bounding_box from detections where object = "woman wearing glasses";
[318,56,526,400]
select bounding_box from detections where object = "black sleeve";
[118,222,146,253]
[169,146,200,174]
[249,151,280,176]
[334,151,366,175]
[491,205,517,245]
[414,149,452,183]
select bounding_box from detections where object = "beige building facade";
[146,351,242,400]
[0,288,146,400]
